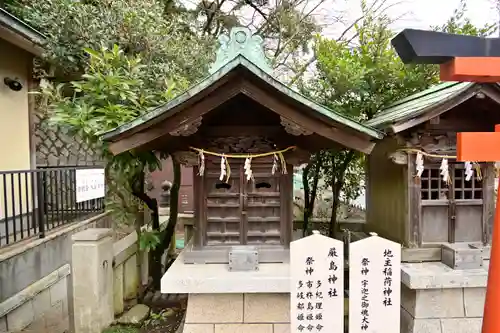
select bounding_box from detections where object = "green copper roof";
[102,27,382,142]
[210,27,272,75]
[365,81,474,128]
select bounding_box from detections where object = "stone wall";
[401,285,485,333]
[34,114,103,167]
[0,212,111,332]
[183,293,290,333]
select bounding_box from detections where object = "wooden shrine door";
[202,158,282,246]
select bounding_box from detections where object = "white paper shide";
[290,231,344,333]
[349,235,401,333]
[75,168,105,203]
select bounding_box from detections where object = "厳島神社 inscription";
[290,231,344,333]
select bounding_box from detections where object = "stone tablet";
[290,230,344,333]
[349,235,401,333]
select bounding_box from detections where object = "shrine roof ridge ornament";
[391,29,500,64]
[209,27,272,75]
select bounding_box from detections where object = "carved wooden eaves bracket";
[169,116,203,137]
[173,151,199,167]
[280,116,313,136]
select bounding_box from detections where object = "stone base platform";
[401,261,488,333]
[183,293,290,333]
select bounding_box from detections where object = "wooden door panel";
[244,164,282,245]
[455,205,482,242]
[202,161,284,246]
[422,205,449,242]
[205,172,241,245]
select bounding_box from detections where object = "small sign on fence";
[75,168,105,203]
[349,234,401,333]
[290,230,344,333]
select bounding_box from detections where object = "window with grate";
[420,165,482,200]
[419,164,484,243]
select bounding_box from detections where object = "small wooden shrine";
[365,82,500,259]
[102,27,382,264]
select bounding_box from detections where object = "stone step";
[152,290,162,304]
[143,291,155,303]
[142,292,188,308]
[116,304,151,325]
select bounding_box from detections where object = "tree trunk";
[162,158,181,271]
[327,150,355,238]
[149,197,161,290]
[302,156,323,236]
[131,170,161,290]
[329,180,343,238]
[135,173,146,300]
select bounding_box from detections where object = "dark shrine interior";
[148,93,343,155]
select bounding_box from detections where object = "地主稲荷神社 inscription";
[383,249,394,307]
[349,235,401,333]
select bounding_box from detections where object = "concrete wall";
[0,212,111,332]
[0,265,71,333]
[112,230,148,316]
[184,293,290,333]
[71,227,148,333]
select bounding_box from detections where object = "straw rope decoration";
[397,148,483,184]
[190,146,295,182]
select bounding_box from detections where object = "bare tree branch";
[288,54,316,85]
[203,0,227,33]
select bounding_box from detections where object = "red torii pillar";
[457,128,500,333]
[391,29,500,333]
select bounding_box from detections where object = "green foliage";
[39,45,182,249]
[10,0,214,80]
[310,15,438,122]
[139,227,162,251]
[44,45,181,141]
[431,0,496,36]
[159,0,322,77]
[9,0,324,79]
[143,310,171,327]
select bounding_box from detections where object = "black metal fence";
[0,166,105,248]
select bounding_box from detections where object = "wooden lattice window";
[452,168,483,200]
[420,166,482,200]
[419,164,484,243]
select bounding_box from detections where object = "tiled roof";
[365,81,474,128]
